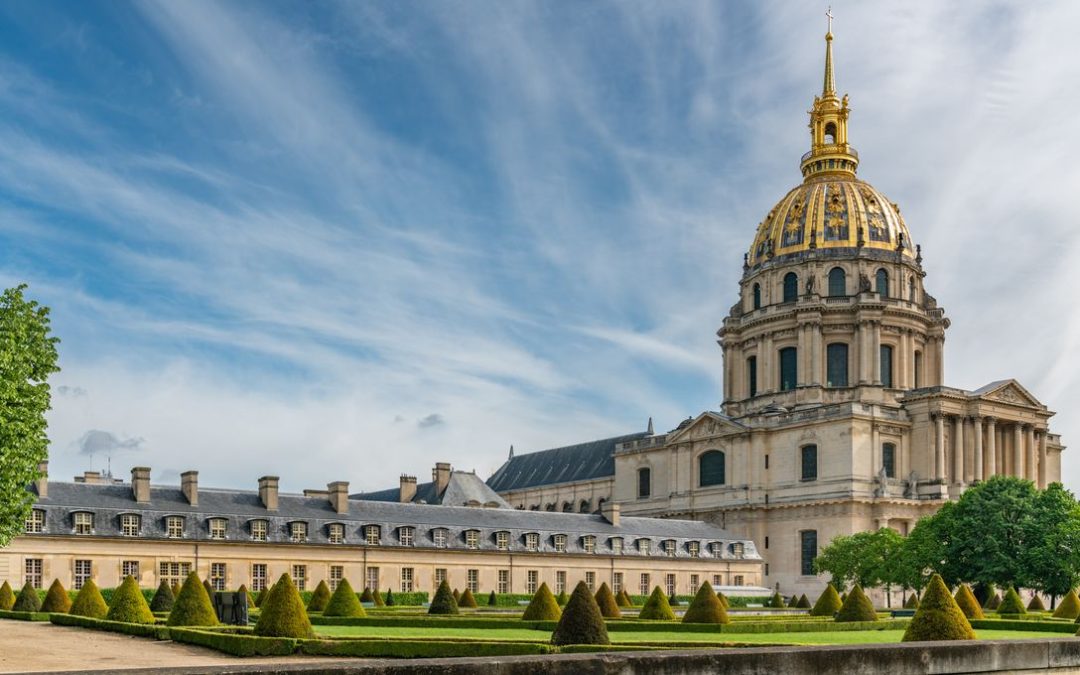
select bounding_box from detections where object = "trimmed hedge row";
[169,628,298,656]
[310,615,558,630]
[0,609,51,621]
[50,612,170,639]
[969,619,1079,634]
[300,590,429,606]
[300,639,553,658]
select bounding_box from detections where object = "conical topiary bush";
[769,591,785,608]
[458,588,478,608]
[360,587,374,603]
[1054,590,1080,619]
[902,574,975,642]
[167,571,219,627]
[638,586,676,621]
[669,591,680,607]
[428,580,459,615]
[986,593,1001,610]
[12,582,41,612]
[452,588,460,604]
[372,588,385,607]
[682,581,729,624]
[594,582,621,619]
[521,582,561,621]
[238,584,255,608]
[1028,594,1046,611]
[150,580,175,613]
[835,584,877,622]
[41,579,72,613]
[106,576,155,624]
[203,579,214,598]
[797,593,811,609]
[307,580,331,612]
[615,589,630,608]
[551,581,609,646]
[717,591,729,609]
[487,590,497,607]
[0,581,14,610]
[556,590,569,607]
[904,593,920,609]
[171,583,182,599]
[69,579,108,619]
[384,588,395,606]
[254,574,314,638]
[788,594,799,608]
[953,584,984,620]
[255,588,267,608]
[997,587,1027,615]
[323,578,365,618]
[810,584,843,616]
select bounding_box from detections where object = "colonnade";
[931,414,1048,488]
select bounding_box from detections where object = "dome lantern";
[800,13,858,180]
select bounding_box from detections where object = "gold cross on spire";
[826,6,833,34]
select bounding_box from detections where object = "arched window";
[880,344,894,388]
[875,269,889,297]
[637,467,651,499]
[783,272,798,303]
[699,450,726,487]
[826,343,849,387]
[801,445,818,481]
[824,122,837,144]
[562,501,573,512]
[752,283,762,310]
[779,347,797,391]
[828,267,846,297]
[579,499,590,513]
[914,351,923,388]
[882,443,896,478]
[746,356,758,397]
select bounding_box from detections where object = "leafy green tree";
[814,528,907,595]
[1021,483,1080,602]
[896,502,957,590]
[0,285,60,547]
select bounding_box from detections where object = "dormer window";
[250,519,268,542]
[289,521,307,543]
[495,531,510,551]
[364,524,381,545]
[166,516,185,539]
[610,537,624,555]
[25,509,45,534]
[120,514,141,537]
[208,518,227,540]
[328,523,345,544]
[73,512,93,535]
[464,529,480,550]
[710,541,724,557]
[688,541,700,558]
[637,538,651,555]
[432,528,448,548]
[553,534,567,552]
[730,542,745,558]
[582,535,596,554]
[524,532,539,552]
[663,540,677,557]
[398,526,414,547]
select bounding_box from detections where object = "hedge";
[970,619,1079,634]
[299,639,553,658]
[0,609,51,621]
[607,618,909,634]
[49,612,170,639]
[169,628,298,656]
[310,615,559,630]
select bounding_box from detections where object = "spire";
[800,8,858,180]
[508,444,514,460]
[823,8,836,97]
[646,417,654,435]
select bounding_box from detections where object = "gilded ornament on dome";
[823,183,848,241]
[781,195,807,248]
[861,188,890,242]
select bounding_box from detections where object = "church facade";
[489,29,1065,601]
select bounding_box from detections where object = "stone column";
[1013,424,1024,479]
[973,416,984,482]
[857,322,868,385]
[762,333,774,393]
[952,416,964,485]
[1026,425,1037,483]
[797,324,808,387]
[871,321,882,385]
[935,413,946,482]
[811,322,823,386]
[1038,431,1048,489]
[985,417,996,477]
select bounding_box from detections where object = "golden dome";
[748,177,915,267]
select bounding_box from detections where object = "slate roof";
[486,432,649,493]
[354,471,510,508]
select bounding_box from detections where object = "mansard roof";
[354,471,510,508]
[485,431,649,492]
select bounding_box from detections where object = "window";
[828,267,846,296]
[875,268,889,297]
[250,519,267,542]
[326,523,345,544]
[779,347,797,391]
[752,283,761,310]
[730,542,745,558]
[524,532,539,552]
[398,526,413,547]
[883,442,896,479]
[765,536,770,549]
[800,530,818,576]
[465,530,480,549]
[822,345,846,390]
[497,569,509,594]
[637,467,651,499]
[690,574,700,595]
[526,570,538,594]
[555,570,567,594]
[880,344,894,388]
[467,569,478,593]
[364,524,381,545]
[688,541,700,558]
[208,518,227,540]
[747,356,758,397]
[252,564,268,592]
[733,575,745,586]
[610,537,623,555]
[25,558,42,588]
[74,560,92,589]
[435,568,447,585]
[553,534,567,552]
[585,571,596,591]
[116,514,139,537]
[582,535,595,554]
[639,573,651,596]
[121,560,139,581]
[166,516,185,539]
[699,450,726,487]
[366,567,379,592]
[824,121,837,143]
[73,511,93,535]
[612,572,623,594]
[713,574,722,587]
[329,565,343,591]
[495,531,510,551]
[914,351,923,388]
[783,272,798,303]
[638,539,651,555]
[401,567,415,593]
[210,562,226,591]
[159,561,191,587]
[292,564,307,591]
[579,499,590,513]
[801,445,818,481]
[433,528,448,548]
[25,509,44,534]
[663,540,676,557]
[290,522,307,543]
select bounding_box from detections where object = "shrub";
[810,584,843,616]
[1054,589,1080,619]
[106,576,155,624]
[973,582,996,607]
[238,584,255,608]
[360,587,374,603]
[615,589,631,608]
[41,580,71,614]
[953,584,984,620]
[0,581,13,611]
[203,579,214,598]
[551,581,609,646]
[797,594,811,609]
[997,587,1027,615]
[69,579,108,619]
[171,583,182,599]
[556,590,569,607]
[594,583,621,619]
[384,588,395,607]
[488,591,497,607]
[150,580,175,613]
[668,592,680,607]
[452,588,460,604]
[1028,594,1045,611]
[769,591,785,609]
[169,628,298,656]
[902,574,975,642]
[428,580,459,615]
[168,572,219,627]
[986,593,1001,610]
[840,592,848,603]
[638,586,676,621]
[835,584,876,622]
[458,588,477,609]
[716,591,729,609]
[13,582,41,612]
[254,574,314,638]
[787,594,798,608]
[372,588,385,607]
[307,581,331,613]
[255,588,267,608]
[323,579,365,618]
[904,593,920,609]
[521,582,561,621]
[682,581,728,624]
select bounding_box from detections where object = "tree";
[0,285,60,547]
[895,501,958,590]
[814,528,906,593]
[1021,483,1080,601]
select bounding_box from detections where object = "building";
[1,462,765,600]
[487,28,1065,601]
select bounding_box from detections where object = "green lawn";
[314,625,1072,646]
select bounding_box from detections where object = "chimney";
[432,462,451,495]
[258,476,279,511]
[35,461,48,499]
[131,467,151,503]
[602,502,620,528]
[328,481,350,515]
[180,471,199,506]
[399,475,417,503]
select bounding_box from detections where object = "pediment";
[973,380,1043,408]
[667,412,746,443]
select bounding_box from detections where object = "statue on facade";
[859,273,872,293]
[874,466,889,497]
[805,274,816,296]
[903,471,918,499]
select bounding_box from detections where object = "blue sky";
[1,1,1078,493]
